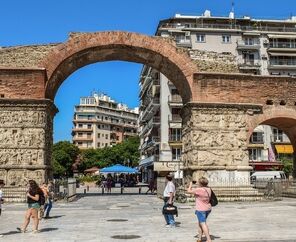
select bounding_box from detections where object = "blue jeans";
[163,198,175,225]
[44,199,52,217]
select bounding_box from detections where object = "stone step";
[2,187,26,203]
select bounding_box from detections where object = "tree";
[52,141,80,177]
[280,157,293,176]
[78,136,140,171]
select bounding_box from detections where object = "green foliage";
[78,136,140,171]
[280,157,293,176]
[52,141,80,177]
[77,175,101,184]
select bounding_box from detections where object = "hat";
[0,179,5,185]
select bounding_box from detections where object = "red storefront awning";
[249,162,283,171]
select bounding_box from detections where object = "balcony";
[237,40,260,50]
[73,136,93,141]
[270,135,284,143]
[168,95,183,106]
[169,134,182,142]
[168,114,182,123]
[268,59,296,69]
[238,61,261,70]
[139,116,160,136]
[72,127,93,132]
[141,136,160,150]
[268,42,296,52]
[158,22,296,33]
[175,39,192,47]
[139,98,160,121]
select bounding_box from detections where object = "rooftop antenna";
[229,1,235,21]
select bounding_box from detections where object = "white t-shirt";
[163,181,175,198]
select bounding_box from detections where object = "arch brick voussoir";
[38,31,198,102]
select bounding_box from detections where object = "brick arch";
[39,31,198,103]
[247,107,296,152]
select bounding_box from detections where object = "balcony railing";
[168,95,182,103]
[169,135,182,142]
[271,135,284,143]
[237,40,260,49]
[159,23,296,33]
[238,61,261,68]
[269,59,296,66]
[169,114,182,123]
[269,42,296,49]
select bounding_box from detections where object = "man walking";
[163,174,176,228]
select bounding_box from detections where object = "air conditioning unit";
[185,31,191,36]
[263,40,269,44]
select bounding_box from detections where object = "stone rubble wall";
[0,44,58,68]
[189,49,239,73]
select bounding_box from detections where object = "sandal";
[16,227,26,233]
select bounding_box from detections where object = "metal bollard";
[139,187,141,194]
[87,185,89,192]
[121,187,123,194]
[84,188,86,195]
[102,187,104,195]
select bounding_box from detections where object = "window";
[78,124,83,128]
[250,132,263,143]
[78,142,82,146]
[97,124,100,129]
[105,134,108,139]
[97,133,100,138]
[196,34,205,42]
[222,35,231,43]
[87,124,92,129]
[172,148,182,161]
[78,133,83,137]
[273,128,283,142]
[244,38,254,45]
[170,129,182,141]
[97,142,100,147]
[249,148,262,161]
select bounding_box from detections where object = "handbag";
[162,204,178,216]
[204,188,218,207]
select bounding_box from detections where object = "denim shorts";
[195,210,211,223]
[28,202,40,209]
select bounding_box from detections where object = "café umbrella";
[100,164,138,174]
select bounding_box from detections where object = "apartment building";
[72,92,138,149]
[139,10,296,181]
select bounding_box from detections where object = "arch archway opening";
[248,117,296,178]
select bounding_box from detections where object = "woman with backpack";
[187,177,212,242]
[17,180,44,233]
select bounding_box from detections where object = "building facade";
[72,93,138,149]
[139,10,296,182]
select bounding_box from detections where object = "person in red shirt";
[187,177,212,242]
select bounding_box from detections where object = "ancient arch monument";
[0,31,295,186]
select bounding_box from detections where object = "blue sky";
[0,0,294,142]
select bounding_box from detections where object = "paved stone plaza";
[1,189,296,242]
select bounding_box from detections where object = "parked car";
[250,171,286,183]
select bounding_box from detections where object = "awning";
[269,52,296,56]
[268,34,296,39]
[275,144,294,154]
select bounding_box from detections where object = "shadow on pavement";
[43,215,64,219]
[39,228,59,233]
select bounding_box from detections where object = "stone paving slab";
[0,192,296,242]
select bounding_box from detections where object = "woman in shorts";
[18,180,43,233]
[187,177,212,242]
